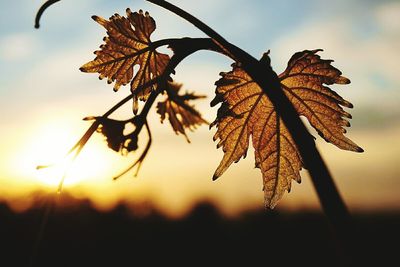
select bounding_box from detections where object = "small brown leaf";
[211,50,362,208]
[157,82,207,142]
[80,9,170,113]
[88,117,138,155]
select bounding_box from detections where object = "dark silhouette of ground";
[0,193,397,267]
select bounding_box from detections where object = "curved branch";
[34,0,60,29]
[147,0,354,261]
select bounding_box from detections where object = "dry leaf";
[279,49,362,151]
[211,50,362,208]
[84,117,138,154]
[80,9,169,113]
[157,82,207,142]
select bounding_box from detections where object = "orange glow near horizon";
[0,112,266,217]
[10,119,111,188]
[1,109,400,218]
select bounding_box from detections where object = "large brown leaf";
[157,82,208,142]
[80,9,169,113]
[211,50,362,208]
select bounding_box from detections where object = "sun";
[12,120,113,189]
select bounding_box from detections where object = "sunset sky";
[0,0,399,218]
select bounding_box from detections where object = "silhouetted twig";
[34,0,60,29]
[113,121,152,179]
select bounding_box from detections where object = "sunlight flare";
[12,120,112,189]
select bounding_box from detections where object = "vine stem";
[147,0,355,264]
[34,0,60,29]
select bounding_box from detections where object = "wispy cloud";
[267,0,400,131]
[0,32,39,61]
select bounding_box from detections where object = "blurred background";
[0,0,399,265]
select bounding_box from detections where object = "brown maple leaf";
[211,49,362,208]
[157,82,208,142]
[80,9,170,113]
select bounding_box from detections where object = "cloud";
[375,1,400,34]
[0,32,39,61]
[267,0,400,127]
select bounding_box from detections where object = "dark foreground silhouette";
[0,193,397,267]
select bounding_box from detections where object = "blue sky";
[1,0,399,113]
[0,0,399,216]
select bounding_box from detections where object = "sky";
[0,0,399,218]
